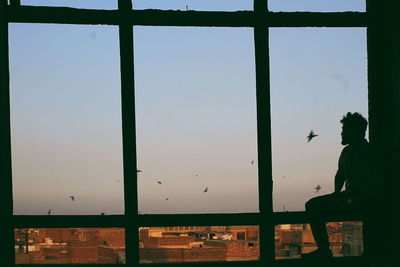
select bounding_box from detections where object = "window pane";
[270,28,367,212]
[133,0,252,11]
[275,222,363,259]
[10,24,124,215]
[139,226,259,263]
[21,0,117,9]
[268,0,365,12]
[15,228,125,264]
[135,27,258,214]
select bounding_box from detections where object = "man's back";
[338,139,372,196]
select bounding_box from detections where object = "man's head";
[340,112,368,145]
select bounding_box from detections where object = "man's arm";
[334,148,347,193]
[334,169,345,193]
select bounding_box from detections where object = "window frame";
[0,0,384,265]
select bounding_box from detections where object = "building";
[15,228,126,264]
[139,226,259,263]
[275,222,362,259]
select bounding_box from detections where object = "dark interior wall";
[367,1,400,265]
[0,1,14,266]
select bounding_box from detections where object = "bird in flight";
[307,130,318,142]
[251,160,254,165]
[315,185,321,193]
[157,181,162,185]
[69,196,75,201]
[195,174,199,177]
[47,209,51,215]
[203,187,208,193]
[165,198,169,201]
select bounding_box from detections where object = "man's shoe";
[301,249,333,260]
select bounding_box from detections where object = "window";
[134,26,258,214]
[1,0,397,266]
[270,27,368,212]
[10,23,124,216]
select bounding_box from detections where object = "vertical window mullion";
[118,0,138,264]
[10,0,21,7]
[0,1,16,265]
[254,0,274,264]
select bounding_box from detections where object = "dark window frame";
[1,0,394,266]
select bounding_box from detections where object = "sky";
[9,1,367,215]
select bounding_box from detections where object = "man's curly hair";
[340,112,368,137]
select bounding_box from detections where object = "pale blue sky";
[9,1,367,214]
[10,24,124,215]
[134,27,258,214]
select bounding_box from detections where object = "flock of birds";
[151,130,322,204]
[155,174,209,202]
[46,130,322,214]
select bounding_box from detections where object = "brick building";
[38,228,79,243]
[140,247,227,263]
[205,240,260,260]
[98,246,126,263]
[225,226,259,241]
[66,240,99,264]
[15,228,126,264]
[342,221,363,256]
[39,246,68,261]
[275,222,362,259]
[139,226,260,263]
[97,228,125,247]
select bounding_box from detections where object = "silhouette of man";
[302,112,373,259]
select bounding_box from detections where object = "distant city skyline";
[14,222,363,264]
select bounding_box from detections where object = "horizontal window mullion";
[6,6,367,27]
[5,6,253,26]
[12,215,127,228]
[18,264,129,267]
[135,261,261,266]
[29,261,261,267]
[266,12,367,27]
[273,211,364,225]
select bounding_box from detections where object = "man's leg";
[303,192,351,258]
[305,195,332,253]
